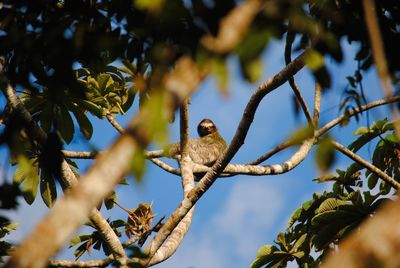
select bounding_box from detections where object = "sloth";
[162,119,227,166]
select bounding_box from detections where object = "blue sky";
[1,38,389,268]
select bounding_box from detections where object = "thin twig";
[332,140,400,190]
[313,82,321,126]
[247,93,399,167]
[316,95,400,137]
[285,29,313,125]
[106,111,125,133]
[246,140,292,165]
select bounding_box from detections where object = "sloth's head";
[197,119,218,137]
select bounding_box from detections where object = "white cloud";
[213,180,284,259]
[158,179,285,268]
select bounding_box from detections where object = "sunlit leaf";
[289,126,314,145]
[134,0,165,12]
[250,244,278,268]
[304,49,324,71]
[317,198,350,214]
[21,165,40,205]
[69,234,91,247]
[242,57,263,83]
[72,98,105,118]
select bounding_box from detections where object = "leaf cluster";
[252,119,399,267]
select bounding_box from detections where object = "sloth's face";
[197,119,217,137]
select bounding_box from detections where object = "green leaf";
[69,234,91,247]
[367,173,379,189]
[353,126,369,135]
[380,181,392,195]
[120,60,137,76]
[104,190,117,210]
[134,0,165,11]
[55,105,75,144]
[131,149,146,182]
[250,244,278,268]
[68,102,93,139]
[121,87,136,113]
[73,242,88,260]
[289,126,314,145]
[119,179,129,185]
[236,29,272,60]
[13,156,32,185]
[292,251,305,259]
[72,98,105,118]
[304,50,325,71]
[242,57,263,83]
[317,198,350,214]
[39,102,54,133]
[291,233,307,253]
[22,165,40,205]
[97,74,113,95]
[40,169,57,208]
[139,91,169,145]
[314,173,337,183]
[315,136,335,172]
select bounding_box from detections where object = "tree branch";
[4,56,204,268]
[200,0,262,53]
[148,100,195,266]
[316,95,400,137]
[62,150,98,159]
[285,30,313,125]
[64,96,400,177]
[48,257,113,267]
[106,111,125,134]
[1,83,127,263]
[362,0,400,137]
[332,140,400,190]
[143,49,309,262]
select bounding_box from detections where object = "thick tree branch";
[332,140,400,190]
[64,96,400,178]
[1,83,127,263]
[148,100,195,266]
[62,150,98,159]
[363,0,400,137]
[200,0,262,53]
[143,50,309,262]
[48,257,113,267]
[4,56,204,268]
